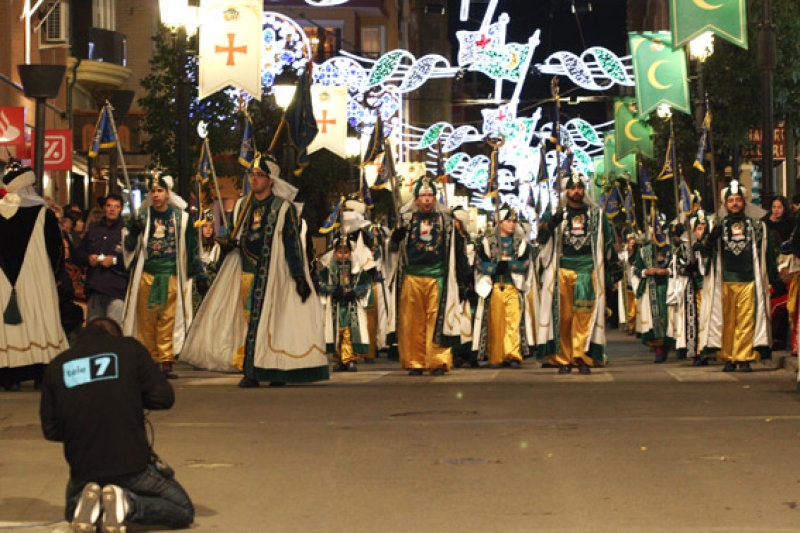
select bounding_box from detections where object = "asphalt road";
[2,330,799,532]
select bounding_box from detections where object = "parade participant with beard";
[181,154,327,387]
[390,176,471,376]
[536,171,620,374]
[699,181,784,371]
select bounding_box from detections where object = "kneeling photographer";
[40,317,194,532]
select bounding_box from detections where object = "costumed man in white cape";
[182,154,327,387]
[535,170,620,374]
[318,235,373,371]
[0,161,69,391]
[471,203,533,368]
[122,171,207,379]
[388,175,471,376]
[698,180,784,372]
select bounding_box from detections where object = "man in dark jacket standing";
[74,193,128,325]
[40,317,193,532]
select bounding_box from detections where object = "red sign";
[31,130,73,170]
[0,107,26,146]
[742,125,786,161]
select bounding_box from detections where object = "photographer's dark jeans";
[65,464,194,529]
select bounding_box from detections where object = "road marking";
[330,371,390,383]
[180,377,241,386]
[435,370,500,382]
[668,369,738,382]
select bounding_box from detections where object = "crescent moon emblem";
[692,0,723,10]
[506,51,520,68]
[625,120,642,142]
[648,61,673,90]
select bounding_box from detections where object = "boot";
[161,362,178,380]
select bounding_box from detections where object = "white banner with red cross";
[198,0,263,100]
[307,85,348,159]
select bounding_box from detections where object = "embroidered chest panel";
[722,219,753,256]
[561,211,595,253]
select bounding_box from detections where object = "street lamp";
[159,0,200,203]
[757,0,776,205]
[273,84,297,110]
[17,64,65,196]
[346,135,361,191]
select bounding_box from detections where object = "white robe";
[698,218,771,354]
[0,207,69,367]
[182,198,327,374]
[536,206,607,359]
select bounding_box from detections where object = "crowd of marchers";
[3,157,799,391]
[2,156,798,532]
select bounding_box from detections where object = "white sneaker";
[100,485,128,533]
[71,482,101,532]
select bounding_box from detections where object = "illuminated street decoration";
[250,8,635,223]
[469,38,537,82]
[261,13,312,88]
[456,17,509,65]
[340,50,458,91]
[481,103,516,135]
[442,125,482,153]
[305,0,348,5]
[536,47,634,90]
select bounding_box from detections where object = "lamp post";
[159,0,199,203]
[17,64,66,196]
[758,0,776,205]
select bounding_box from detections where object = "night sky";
[447,0,629,123]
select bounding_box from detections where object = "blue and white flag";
[88,106,116,158]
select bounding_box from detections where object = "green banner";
[604,134,637,182]
[614,97,654,159]
[630,32,691,117]
[671,0,747,50]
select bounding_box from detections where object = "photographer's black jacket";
[40,330,174,481]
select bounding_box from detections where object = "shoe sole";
[101,486,127,533]
[72,483,101,533]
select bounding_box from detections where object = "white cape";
[0,207,69,366]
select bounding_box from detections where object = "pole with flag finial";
[485,134,505,210]
[550,77,562,196]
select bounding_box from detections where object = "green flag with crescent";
[671,0,747,50]
[604,134,637,183]
[614,97,654,159]
[630,32,691,117]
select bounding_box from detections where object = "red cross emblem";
[317,109,337,134]
[215,34,247,66]
[476,34,491,49]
